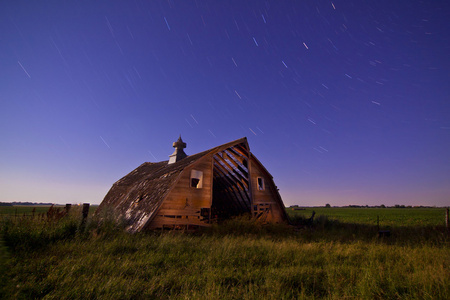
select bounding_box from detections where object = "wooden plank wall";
[249,157,286,223]
[150,156,213,229]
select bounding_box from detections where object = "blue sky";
[1,1,449,206]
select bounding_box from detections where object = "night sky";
[1,1,449,206]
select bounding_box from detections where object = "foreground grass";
[1,211,449,299]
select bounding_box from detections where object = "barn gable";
[249,154,288,223]
[96,137,287,232]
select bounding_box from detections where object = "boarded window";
[190,170,203,188]
[257,177,265,190]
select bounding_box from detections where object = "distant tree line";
[0,202,54,206]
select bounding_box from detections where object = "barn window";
[190,170,203,188]
[200,208,210,218]
[257,177,265,190]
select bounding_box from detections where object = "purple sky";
[1,1,449,206]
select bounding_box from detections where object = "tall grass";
[1,210,448,299]
[1,215,78,253]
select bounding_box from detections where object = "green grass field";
[0,205,99,217]
[1,206,448,299]
[287,207,447,227]
[0,205,56,215]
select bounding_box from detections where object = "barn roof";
[97,137,249,232]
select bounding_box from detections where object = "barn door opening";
[211,145,251,221]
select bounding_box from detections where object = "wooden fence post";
[80,203,90,229]
[65,204,72,213]
[446,207,449,233]
[82,203,90,221]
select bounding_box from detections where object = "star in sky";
[1,1,449,206]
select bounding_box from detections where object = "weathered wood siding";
[250,157,286,223]
[150,155,213,229]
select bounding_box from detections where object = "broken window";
[191,178,200,187]
[190,170,203,188]
[257,177,265,191]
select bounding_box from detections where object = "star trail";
[1,1,449,206]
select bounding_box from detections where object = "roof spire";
[168,135,187,164]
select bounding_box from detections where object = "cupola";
[168,136,187,164]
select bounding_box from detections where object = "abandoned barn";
[96,137,288,232]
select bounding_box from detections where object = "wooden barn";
[96,137,288,232]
